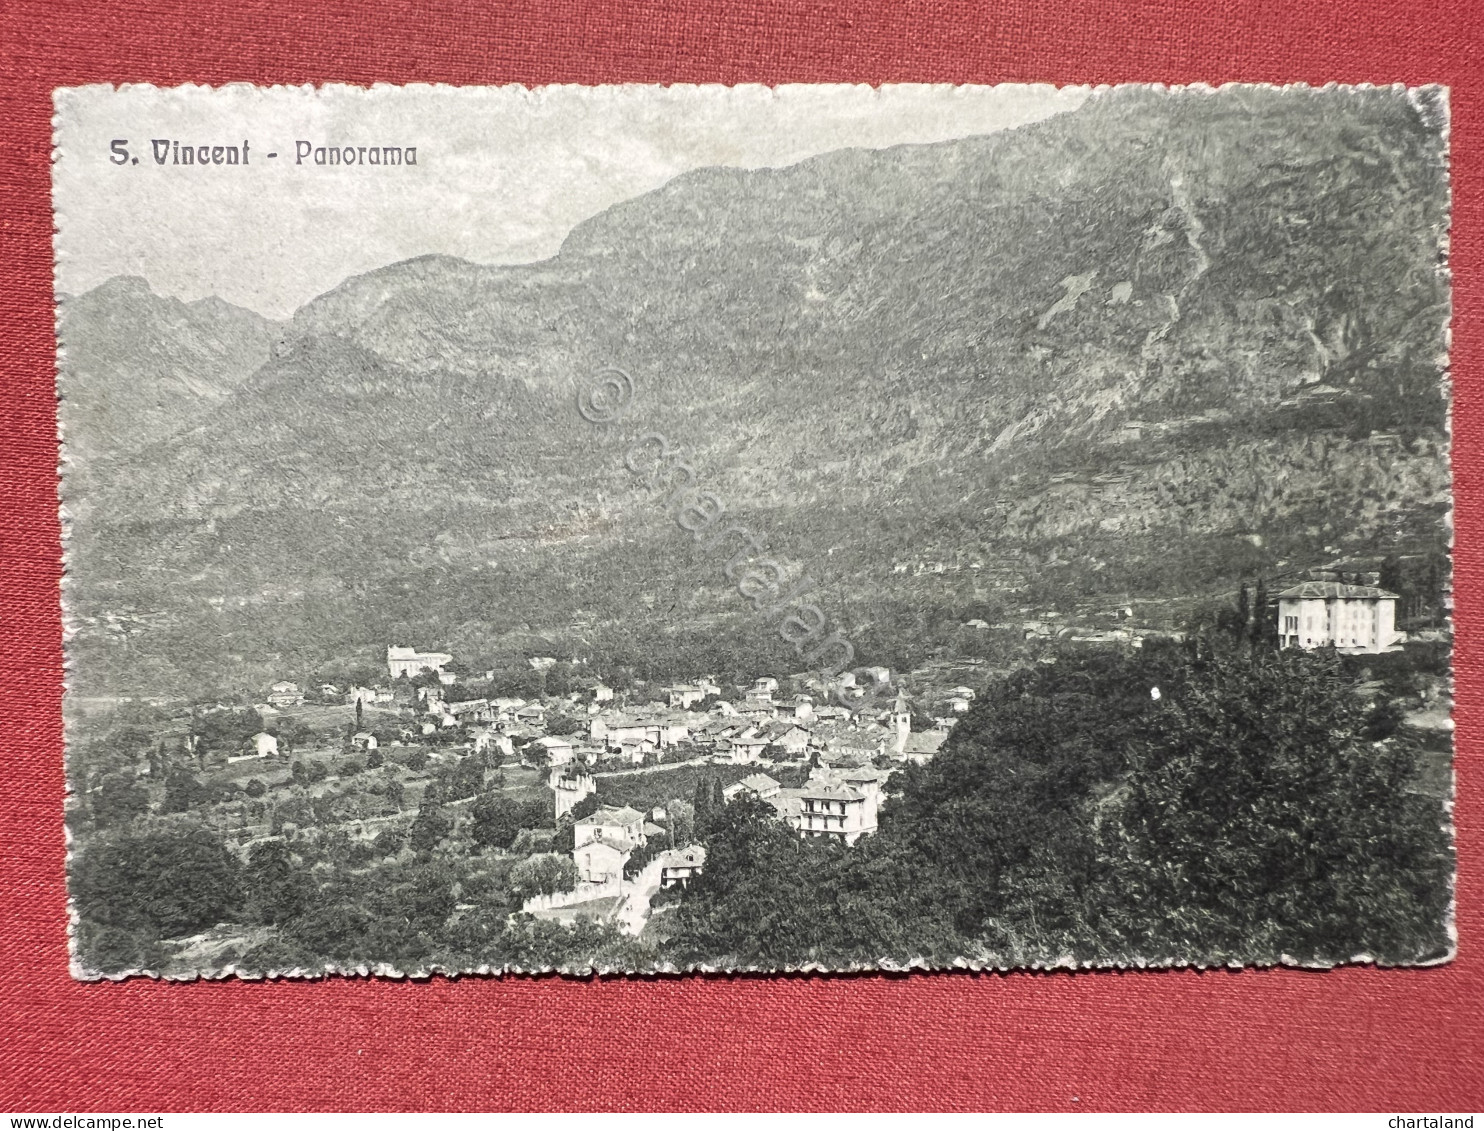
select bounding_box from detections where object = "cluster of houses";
[337,650,969,777]
[547,679,958,773]
[565,753,899,891]
[569,802,707,890]
[255,647,978,885]
[721,762,894,845]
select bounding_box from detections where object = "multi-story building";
[386,645,453,680]
[266,681,304,707]
[797,782,877,844]
[552,770,596,819]
[574,804,647,850]
[1276,582,1404,654]
[574,837,631,885]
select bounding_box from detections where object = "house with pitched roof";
[386,646,453,680]
[665,684,708,709]
[659,844,707,888]
[267,681,304,707]
[901,731,948,764]
[574,836,631,885]
[533,734,575,767]
[574,804,647,850]
[722,733,769,764]
[797,782,875,844]
[1276,581,1404,654]
[723,772,781,803]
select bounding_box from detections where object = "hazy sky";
[54,83,1090,320]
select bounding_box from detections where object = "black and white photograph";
[54,82,1455,978]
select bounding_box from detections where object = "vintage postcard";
[53,82,1455,978]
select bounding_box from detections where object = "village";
[223,644,974,938]
[71,643,982,957]
[69,568,1445,960]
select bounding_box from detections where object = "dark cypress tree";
[355,698,363,730]
[1250,579,1269,646]
[1425,557,1443,626]
[693,774,712,829]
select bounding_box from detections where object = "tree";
[569,792,601,822]
[667,799,696,848]
[291,760,310,786]
[373,826,406,858]
[669,798,827,966]
[382,774,405,811]
[470,793,524,851]
[1098,648,1452,963]
[509,853,579,899]
[71,826,240,938]
[409,801,451,853]
[275,717,315,757]
[1250,578,1270,645]
[244,840,311,925]
[284,902,373,962]
[366,750,384,770]
[90,772,150,827]
[245,778,267,799]
[401,861,458,930]
[545,711,582,736]
[449,755,485,800]
[161,768,212,813]
[692,774,713,832]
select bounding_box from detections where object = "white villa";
[574,804,647,850]
[386,645,453,680]
[533,734,575,766]
[572,804,648,884]
[666,685,708,709]
[1276,582,1404,654]
[796,782,877,844]
[574,838,630,885]
[267,681,304,707]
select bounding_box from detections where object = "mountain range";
[58,85,1452,697]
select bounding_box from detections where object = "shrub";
[372,826,407,858]
[72,825,241,939]
[509,853,578,899]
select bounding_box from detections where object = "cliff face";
[61,86,1451,695]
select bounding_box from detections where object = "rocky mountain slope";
[58,277,281,460]
[61,85,1452,696]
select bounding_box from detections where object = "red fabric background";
[2,0,1481,1112]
